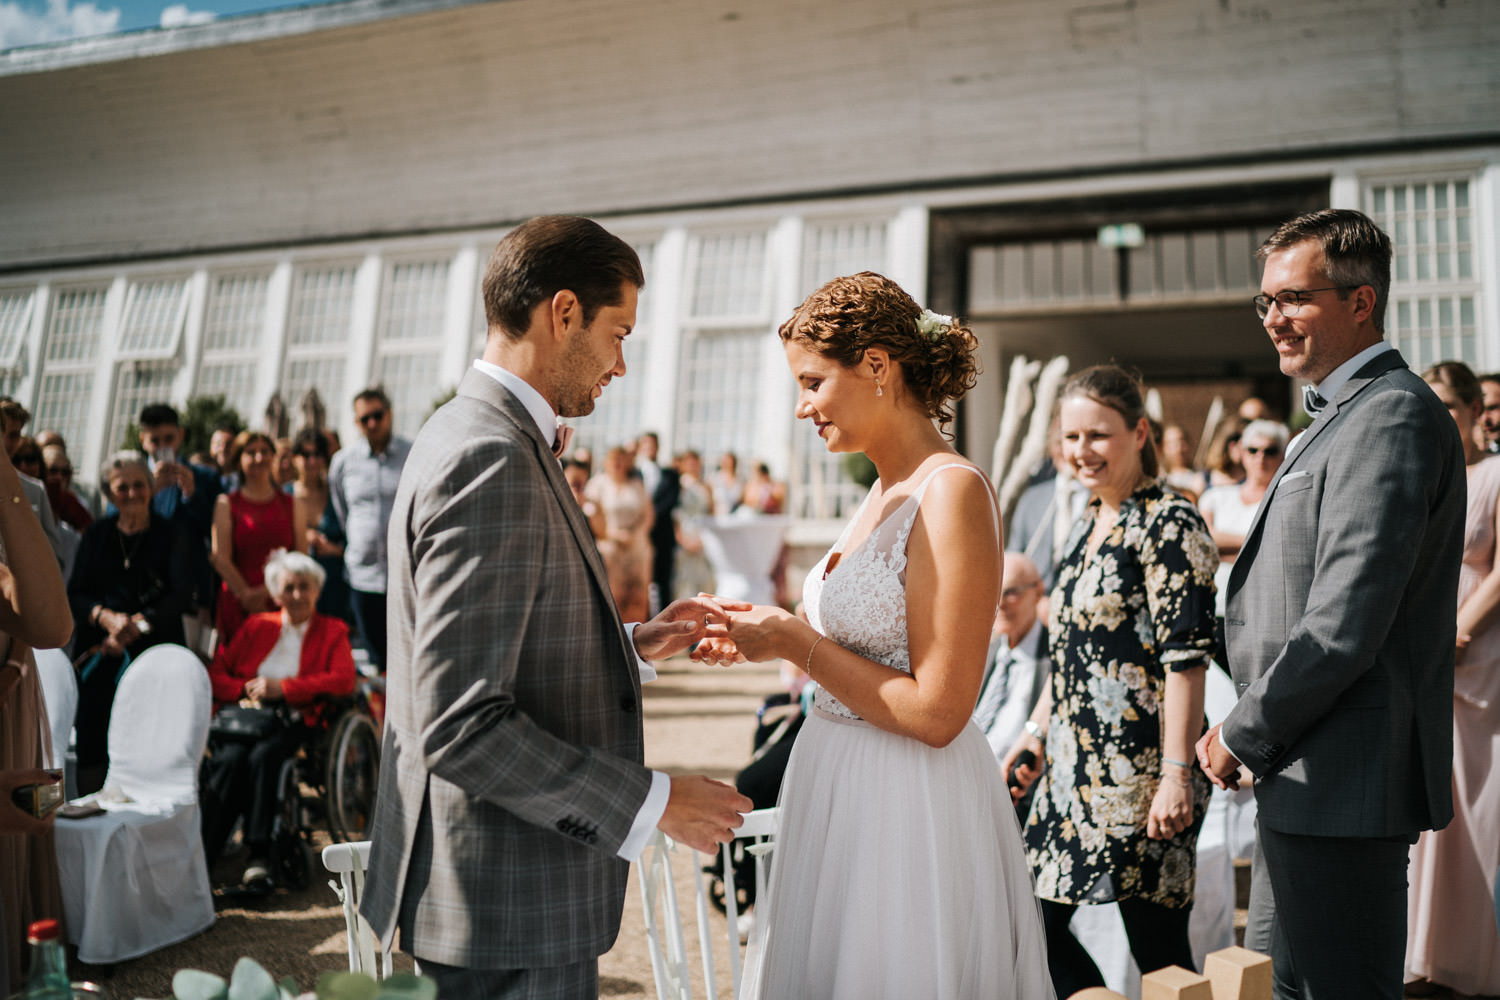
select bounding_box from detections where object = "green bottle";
[24,919,72,999]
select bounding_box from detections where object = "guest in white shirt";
[973,553,1051,817]
[201,549,357,887]
[1196,419,1287,616]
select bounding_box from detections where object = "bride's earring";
[875,382,883,397]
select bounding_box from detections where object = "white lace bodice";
[803,463,990,722]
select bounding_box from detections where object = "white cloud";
[159,2,213,27]
[0,0,119,49]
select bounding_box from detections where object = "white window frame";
[371,255,452,437]
[197,269,274,423]
[281,260,360,424]
[1365,173,1485,371]
[35,284,110,453]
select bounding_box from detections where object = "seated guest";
[201,549,356,885]
[68,451,196,795]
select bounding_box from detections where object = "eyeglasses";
[1243,445,1282,457]
[47,465,72,477]
[1001,582,1040,600]
[1253,286,1354,319]
[357,410,387,426]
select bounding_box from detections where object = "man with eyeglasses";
[1195,208,1463,1000]
[973,552,1050,816]
[329,386,410,674]
[1478,373,1500,454]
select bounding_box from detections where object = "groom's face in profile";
[554,281,638,418]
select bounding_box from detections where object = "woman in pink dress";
[211,430,307,646]
[1407,361,1500,996]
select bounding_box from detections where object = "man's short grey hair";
[264,548,327,595]
[1242,419,1290,450]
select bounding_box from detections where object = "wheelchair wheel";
[324,709,380,843]
[267,757,312,891]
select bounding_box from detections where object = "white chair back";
[322,840,390,980]
[638,807,778,1000]
[104,643,211,804]
[34,646,76,769]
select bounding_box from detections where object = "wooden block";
[1066,989,1128,1000]
[1204,945,1273,1000]
[1141,964,1214,1000]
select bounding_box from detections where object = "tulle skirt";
[742,709,1055,999]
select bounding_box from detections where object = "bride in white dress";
[695,273,1053,998]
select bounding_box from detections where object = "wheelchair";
[209,676,383,895]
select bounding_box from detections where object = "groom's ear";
[549,290,582,342]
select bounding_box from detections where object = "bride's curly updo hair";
[778,272,979,432]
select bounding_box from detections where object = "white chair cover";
[321,840,390,980]
[33,646,76,770]
[1068,663,1253,998]
[54,642,215,964]
[693,515,787,605]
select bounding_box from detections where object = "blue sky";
[0,0,327,49]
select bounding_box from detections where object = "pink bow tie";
[552,423,574,459]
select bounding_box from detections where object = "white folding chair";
[638,807,778,1000]
[322,840,391,980]
[54,643,215,964]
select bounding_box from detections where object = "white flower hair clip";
[915,309,955,341]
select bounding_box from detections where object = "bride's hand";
[689,636,744,666]
[723,604,802,662]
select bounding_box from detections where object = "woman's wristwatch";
[1024,719,1045,742]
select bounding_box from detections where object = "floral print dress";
[1025,481,1217,908]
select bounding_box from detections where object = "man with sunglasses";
[1196,209,1464,999]
[329,386,410,674]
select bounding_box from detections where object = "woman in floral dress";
[1005,364,1217,998]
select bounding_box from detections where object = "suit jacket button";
[620,695,637,713]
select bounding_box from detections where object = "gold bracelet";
[804,634,824,679]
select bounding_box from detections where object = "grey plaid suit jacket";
[361,368,655,969]
[1221,349,1463,838]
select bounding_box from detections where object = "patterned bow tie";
[552,422,574,459]
[1302,384,1328,417]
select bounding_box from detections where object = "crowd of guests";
[560,435,788,619]
[0,388,407,980]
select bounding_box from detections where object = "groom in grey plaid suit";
[361,216,751,1000]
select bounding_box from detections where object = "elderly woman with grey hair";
[201,548,356,887]
[67,449,196,794]
[1197,418,1290,615]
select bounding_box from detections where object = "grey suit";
[1221,349,1464,997]
[361,368,654,977]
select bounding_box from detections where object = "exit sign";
[1098,223,1145,248]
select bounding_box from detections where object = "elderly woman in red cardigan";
[201,548,355,887]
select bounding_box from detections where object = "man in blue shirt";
[329,387,410,673]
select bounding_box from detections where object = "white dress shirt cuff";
[618,770,670,860]
[624,622,657,683]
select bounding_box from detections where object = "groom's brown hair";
[482,215,644,339]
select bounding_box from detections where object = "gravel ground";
[64,657,783,1000]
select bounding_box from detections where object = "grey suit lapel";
[1230,348,1409,592]
[455,370,637,670]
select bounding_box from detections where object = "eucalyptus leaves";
[160,957,434,1000]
